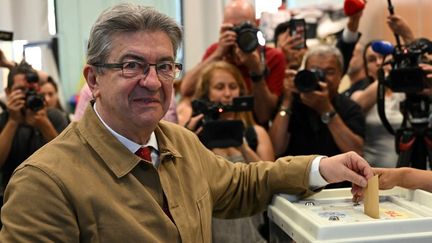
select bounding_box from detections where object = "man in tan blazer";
[0,3,373,242]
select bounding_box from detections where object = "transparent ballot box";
[268,187,432,243]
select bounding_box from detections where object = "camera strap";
[260,45,266,64]
[377,68,395,135]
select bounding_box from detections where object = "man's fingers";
[345,168,368,188]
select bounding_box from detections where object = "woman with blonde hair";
[186,61,274,242]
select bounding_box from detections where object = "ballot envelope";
[268,187,432,243]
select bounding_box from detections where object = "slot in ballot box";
[268,187,432,243]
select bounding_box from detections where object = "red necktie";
[135,146,152,162]
[135,146,174,222]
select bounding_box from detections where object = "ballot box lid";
[268,187,432,243]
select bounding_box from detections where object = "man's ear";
[83,64,100,98]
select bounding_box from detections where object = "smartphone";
[289,18,306,50]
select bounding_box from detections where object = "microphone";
[371,41,394,56]
[344,0,365,16]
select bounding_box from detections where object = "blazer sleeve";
[0,165,79,243]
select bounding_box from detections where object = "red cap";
[344,0,365,16]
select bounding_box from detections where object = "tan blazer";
[0,105,316,242]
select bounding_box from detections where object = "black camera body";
[232,21,260,53]
[385,39,432,93]
[293,69,325,92]
[25,90,45,112]
[24,72,45,112]
[191,96,254,148]
[192,96,254,122]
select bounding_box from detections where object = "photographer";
[186,61,274,243]
[0,62,69,193]
[269,45,365,164]
[350,14,418,168]
[180,0,286,126]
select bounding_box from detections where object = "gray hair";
[304,45,344,71]
[86,3,182,65]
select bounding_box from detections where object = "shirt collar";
[93,102,159,154]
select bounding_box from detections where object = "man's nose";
[139,66,161,90]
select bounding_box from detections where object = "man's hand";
[0,48,16,69]
[233,46,263,73]
[213,23,237,61]
[24,106,59,142]
[282,69,297,99]
[184,113,204,135]
[300,82,333,114]
[420,63,432,79]
[25,107,51,129]
[6,89,26,124]
[346,6,364,32]
[319,151,373,197]
[386,15,415,44]
[418,63,432,96]
[278,31,306,58]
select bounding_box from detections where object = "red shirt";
[202,43,285,96]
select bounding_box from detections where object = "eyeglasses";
[93,61,183,81]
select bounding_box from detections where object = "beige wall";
[358,0,432,45]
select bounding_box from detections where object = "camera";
[24,72,45,112]
[293,69,325,92]
[384,38,432,93]
[191,96,254,148]
[232,21,261,53]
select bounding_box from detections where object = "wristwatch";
[249,66,269,83]
[278,106,291,117]
[321,110,336,124]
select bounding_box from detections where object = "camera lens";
[25,90,45,111]
[25,72,39,83]
[237,30,259,53]
[233,22,260,53]
[294,69,325,92]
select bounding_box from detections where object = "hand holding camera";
[281,69,297,102]
[215,23,238,60]
[418,63,432,96]
[293,69,333,113]
[184,113,204,135]
[6,89,26,124]
[24,106,50,129]
[419,63,432,79]
[217,22,264,70]
[386,15,415,44]
[233,46,262,72]
[300,81,333,114]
